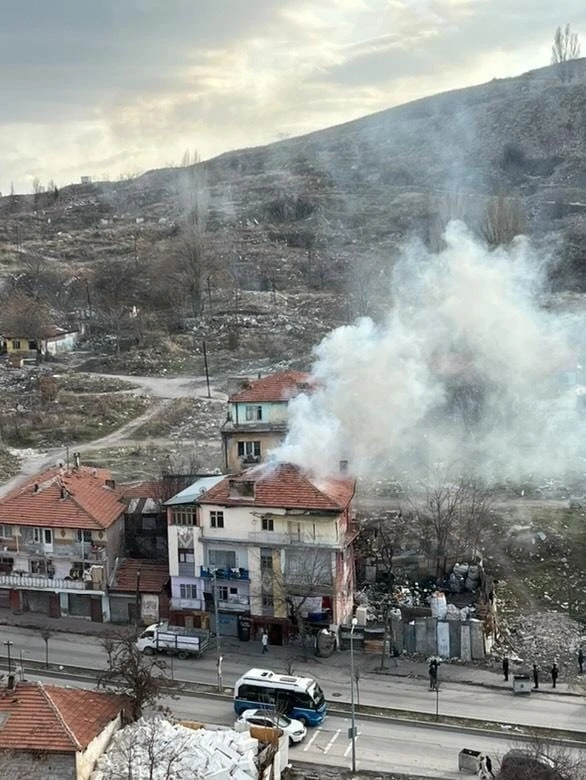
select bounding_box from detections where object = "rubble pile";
[93,716,260,780]
[498,610,584,675]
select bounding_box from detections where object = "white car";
[236,709,307,744]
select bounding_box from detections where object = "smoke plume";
[274,221,584,484]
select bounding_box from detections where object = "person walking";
[484,754,494,778]
[532,662,539,690]
[502,656,509,682]
[428,658,438,691]
[261,629,269,654]
[579,647,584,675]
[551,661,558,689]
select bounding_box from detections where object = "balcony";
[0,573,104,593]
[217,597,250,612]
[21,541,107,562]
[247,532,344,549]
[170,597,204,611]
[200,566,250,581]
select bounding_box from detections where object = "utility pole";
[3,641,13,674]
[202,340,211,398]
[213,571,223,691]
[349,617,358,773]
[135,568,141,626]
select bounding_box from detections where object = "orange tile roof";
[0,466,126,530]
[229,371,312,403]
[199,463,355,511]
[110,558,169,593]
[119,480,163,500]
[0,682,126,752]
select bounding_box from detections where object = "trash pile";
[441,562,482,593]
[93,716,260,780]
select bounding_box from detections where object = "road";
[14,669,552,779]
[2,625,584,735]
[0,372,227,498]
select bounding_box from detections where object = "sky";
[1,0,584,195]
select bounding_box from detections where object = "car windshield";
[274,714,292,728]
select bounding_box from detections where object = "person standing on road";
[261,629,269,654]
[532,662,539,689]
[428,658,438,691]
[579,647,584,675]
[551,661,558,688]
[502,656,509,682]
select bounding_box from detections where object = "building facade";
[166,464,355,643]
[0,466,126,622]
[221,371,311,472]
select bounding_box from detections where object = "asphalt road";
[3,625,585,735]
[18,670,547,779]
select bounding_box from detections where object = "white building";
[166,464,355,643]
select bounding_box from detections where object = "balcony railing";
[248,531,344,548]
[0,573,104,593]
[170,597,204,611]
[217,597,250,612]
[200,566,250,581]
[20,541,106,561]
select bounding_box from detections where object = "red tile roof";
[229,371,312,403]
[110,558,169,593]
[0,467,126,530]
[119,480,163,500]
[199,463,355,511]
[0,682,126,752]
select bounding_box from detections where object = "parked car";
[235,709,307,744]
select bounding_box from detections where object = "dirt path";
[0,374,228,497]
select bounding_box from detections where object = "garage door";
[23,590,51,614]
[110,595,134,624]
[68,594,92,618]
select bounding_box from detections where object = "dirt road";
[0,374,227,497]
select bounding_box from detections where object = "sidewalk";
[0,607,581,697]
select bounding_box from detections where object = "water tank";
[355,605,368,626]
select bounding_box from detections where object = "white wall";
[76,714,122,780]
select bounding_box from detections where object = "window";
[142,517,157,532]
[237,441,261,459]
[208,550,236,569]
[210,511,224,528]
[172,507,195,526]
[245,405,262,421]
[179,584,197,600]
[262,516,274,532]
[262,593,274,608]
[11,340,21,350]
[217,585,229,600]
[0,526,13,538]
[260,550,273,571]
[178,548,194,563]
[77,530,92,543]
[33,528,42,544]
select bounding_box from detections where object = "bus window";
[293,691,312,708]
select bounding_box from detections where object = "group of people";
[477,754,494,779]
[502,650,586,688]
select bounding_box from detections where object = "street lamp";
[3,641,13,674]
[349,616,358,773]
[213,570,223,692]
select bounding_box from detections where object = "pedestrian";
[579,647,584,675]
[485,754,494,778]
[502,656,509,682]
[532,662,539,690]
[478,754,488,779]
[428,658,438,691]
[261,629,269,654]
[551,661,558,689]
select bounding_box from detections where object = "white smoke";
[274,221,584,483]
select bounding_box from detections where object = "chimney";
[105,479,116,490]
[6,674,15,691]
[60,485,67,499]
[73,452,81,470]
[339,460,349,475]
[33,483,39,493]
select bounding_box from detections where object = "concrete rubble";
[93,715,260,780]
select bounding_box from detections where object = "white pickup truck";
[136,622,210,659]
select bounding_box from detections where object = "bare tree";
[479,194,526,247]
[497,733,586,779]
[97,630,173,721]
[92,259,144,351]
[552,24,581,82]
[407,469,493,576]
[0,291,53,359]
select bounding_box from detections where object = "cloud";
[0,0,585,192]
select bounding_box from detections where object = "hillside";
[1,58,586,372]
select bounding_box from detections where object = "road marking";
[343,731,360,757]
[303,729,320,751]
[323,729,340,754]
